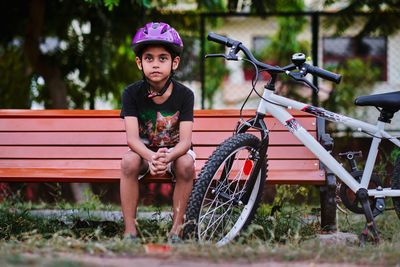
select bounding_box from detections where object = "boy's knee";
[121,151,143,177]
[174,155,195,181]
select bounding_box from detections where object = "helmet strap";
[141,61,175,99]
[144,75,173,98]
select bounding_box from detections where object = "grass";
[1,197,400,266]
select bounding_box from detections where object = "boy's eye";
[144,56,152,61]
[160,56,168,61]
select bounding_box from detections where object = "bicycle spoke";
[206,202,236,241]
[187,134,265,245]
[201,200,235,240]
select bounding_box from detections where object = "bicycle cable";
[246,59,292,109]
[235,58,295,133]
[236,58,260,132]
[360,130,400,140]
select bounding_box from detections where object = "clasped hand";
[149,148,169,176]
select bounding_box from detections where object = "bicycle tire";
[392,154,400,220]
[183,133,267,246]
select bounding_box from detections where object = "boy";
[119,22,195,243]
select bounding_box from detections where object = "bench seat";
[0,109,325,185]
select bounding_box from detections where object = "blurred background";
[1,0,399,205]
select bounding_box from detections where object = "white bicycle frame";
[257,89,400,198]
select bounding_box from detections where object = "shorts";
[138,148,196,181]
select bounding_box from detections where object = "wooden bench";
[0,109,336,229]
[0,109,324,183]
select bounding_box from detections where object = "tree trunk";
[24,0,91,201]
[24,0,68,109]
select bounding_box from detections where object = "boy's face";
[136,45,180,85]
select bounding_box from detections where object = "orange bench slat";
[0,131,315,146]
[0,159,319,171]
[0,146,317,160]
[0,117,316,132]
[0,168,325,185]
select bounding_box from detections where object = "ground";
[37,253,372,267]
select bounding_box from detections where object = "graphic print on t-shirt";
[139,110,180,147]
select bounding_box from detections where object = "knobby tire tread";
[183,133,267,242]
[392,154,400,220]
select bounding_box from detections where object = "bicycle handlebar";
[307,65,341,84]
[207,32,342,86]
[207,32,234,47]
[208,32,283,73]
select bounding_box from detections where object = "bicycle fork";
[234,113,269,205]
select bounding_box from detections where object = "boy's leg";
[170,153,195,236]
[120,150,148,236]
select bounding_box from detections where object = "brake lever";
[205,53,239,61]
[287,71,319,93]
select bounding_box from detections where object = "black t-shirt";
[120,79,194,150]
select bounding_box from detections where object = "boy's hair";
[132,22,183,59]
[136,44,178,60]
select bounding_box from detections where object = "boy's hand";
[149,148,168,176]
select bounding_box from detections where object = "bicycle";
[183,32,400,246]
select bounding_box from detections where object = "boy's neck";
[150,81,173,104]
[148,76,170,92]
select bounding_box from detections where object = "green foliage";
[0,48,32,108]
[261,0,309,66]
[84,0,150,10]
[322,58,380,115]
[391,149,400,163]
[251,205,320,243]
[80,188,103,216]
[1,1,203,110]
[204,38,230,109]
[323,0,400,37]
[256,0,310,102]
[1,194,400,266]
[267,185,310,209]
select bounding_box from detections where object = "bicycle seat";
[355,91,400,112]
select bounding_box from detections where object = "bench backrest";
[0,109,325,184]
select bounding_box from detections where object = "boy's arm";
[124,116,155,162]
[165,121,193,163]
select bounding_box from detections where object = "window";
[243,36,270,81]
[323,37,387,80]
[252,36,270,54]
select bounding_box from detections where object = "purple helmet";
[132,22,183,56]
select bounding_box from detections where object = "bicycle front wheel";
[184,133,267,246]
[392,154,400,220]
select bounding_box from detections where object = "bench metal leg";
[319,171,337,232]
[319,132,337,232]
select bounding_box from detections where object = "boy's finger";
[158,148,168,153]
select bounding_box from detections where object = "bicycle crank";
[357,188,380,245]
[339,171,382,214]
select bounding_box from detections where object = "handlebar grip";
[307,65,342,84]
[207,32,233,47]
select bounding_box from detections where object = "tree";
[0,48,32,108]
[322,58,381,115]
[203,39,230,109]
[0,1,174,109]
[257,0,310,101]
[323,0,400,37]
[0,0,229,110]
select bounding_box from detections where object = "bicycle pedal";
[372,198,385,217]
